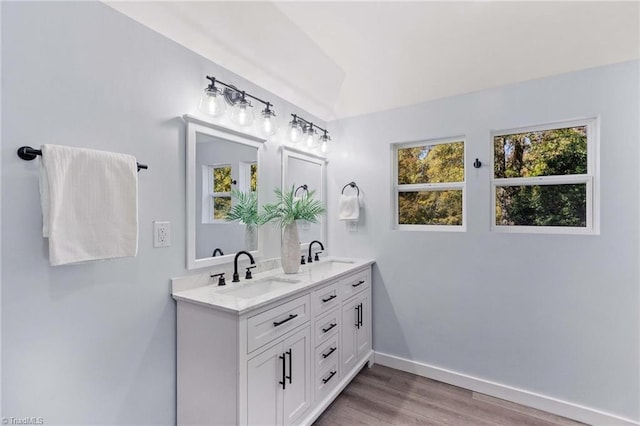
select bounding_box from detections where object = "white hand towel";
[338,194,359,221]
[39,144,138,266]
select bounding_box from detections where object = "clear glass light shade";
[198,88,226,117]
[288,120,303,144]
[258,109,278,137]
[230,100,254,127]
[304,127,317,148]
[319,134,331,154]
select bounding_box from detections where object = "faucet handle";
[314,251,323,261]
[210,272,226,286]
[300,255,306,265]
[245,265,257,279]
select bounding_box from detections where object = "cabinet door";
[341,297,359,373]
[282,327,311,425]
[356,294,370,358]
[247,342,284,426]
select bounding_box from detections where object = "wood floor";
[313,364,585,426]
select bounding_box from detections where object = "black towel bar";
[17,146,148,171]
[341,181,360,196]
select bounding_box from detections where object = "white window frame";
[491,117,600,235]
[202,163,232,224]
[391,136,466,232]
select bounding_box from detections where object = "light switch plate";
[153,221,171,247]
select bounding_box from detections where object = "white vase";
[281,222,300,274]
[245,224,257,251]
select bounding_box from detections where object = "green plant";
[260,185,326,227]
[225,189,262,226]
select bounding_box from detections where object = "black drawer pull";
[322,371,336,384]
[322,347,336,359]
[351,280,365,288]
[355,305,361,329]
[322,323,337,333]
[322,294,337,303]
[286,349,292,384]
[279,353,286,390]
[273,314,298,327]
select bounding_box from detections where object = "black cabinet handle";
[322,294,337,303]
[322,347,336,359]
[273,314,298,327]
[351,280,365,288]
[355,305,360,329]
[358,303,363,327]
[279,353,286,390]
[322,371,337,384]
[286,349,292,384]
[322,323,337,333]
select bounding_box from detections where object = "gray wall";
[327,60,639,421]
[1,2,323,424]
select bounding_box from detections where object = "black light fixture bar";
[206,76,274,111]
[290,113,328,135]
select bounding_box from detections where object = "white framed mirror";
[281,146,327,252]
[185,114,266,270]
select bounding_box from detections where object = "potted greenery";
[225,189,263,251]
[260,185,326,273]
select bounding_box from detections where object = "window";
[207,164,232,222]
[202,162,258,224]
[491,118,598,234]
[393,138,465,230]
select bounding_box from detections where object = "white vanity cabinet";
[174,261,374,426]
[341,292,370,373]
[247,326,311,426]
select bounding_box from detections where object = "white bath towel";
[338,194,359,221]
[39,144,138,266]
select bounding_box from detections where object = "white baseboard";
[375,351,638,426]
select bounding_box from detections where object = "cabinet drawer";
[247,295,310,353]
[312,282,340,318]
[315,337,339,374]
[315,362,340,401]
[314,308,340,347]
[340,269,370,301]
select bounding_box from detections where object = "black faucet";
[308,240,324,263]
[233,251,255,282]
[212,248,224,257]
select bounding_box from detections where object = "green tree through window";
[396,141,464,226]
[494,126,588,227]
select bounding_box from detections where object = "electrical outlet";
[347,221,358,232]
[153,221,171,247]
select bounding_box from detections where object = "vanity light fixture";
[288,115,304,144]
[287,114,331,154]
[200,76,277,134]
[198,77,226,117]
[304,123,316,148]
[230,93,254,128]
[319,130,331,154]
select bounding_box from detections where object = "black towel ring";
[341,182,360,196]
[294,184,308,197]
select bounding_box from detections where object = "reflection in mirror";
[282,147,327,250]
[185,115,265,270]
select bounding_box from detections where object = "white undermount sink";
[309,259,355,271]
[216,277,301,299]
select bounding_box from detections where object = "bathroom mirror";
[185,115,266,270]
[282,147,327,252]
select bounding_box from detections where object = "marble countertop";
[172,257,375,315]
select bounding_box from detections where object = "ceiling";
[105,1,640,121]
